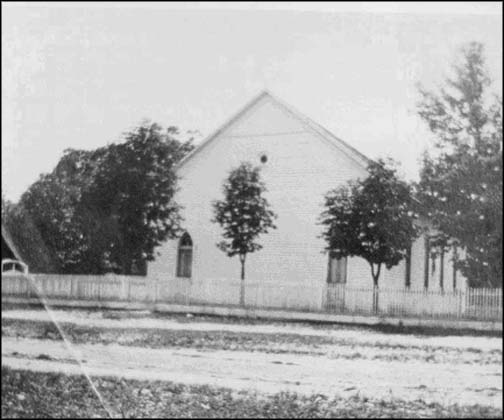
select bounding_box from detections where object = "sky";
[2,2,502,202]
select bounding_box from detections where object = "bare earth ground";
[1,307,503,417]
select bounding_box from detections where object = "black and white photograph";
[1,2,502,418]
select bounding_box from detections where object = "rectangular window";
[405,246,412,288]
[328,254,347,284]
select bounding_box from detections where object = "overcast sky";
[2,2,502,201]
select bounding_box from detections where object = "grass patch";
[3,301,501,337]
[366,322,503,338]
[4,318,501,363]
[2,366,501,418]
[109,308,503,337]
[2,318,501,365]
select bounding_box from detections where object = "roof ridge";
[175,91,269,169]
[263,91,372,166]
[176,90,372,170]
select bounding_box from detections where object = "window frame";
[176,233,193,278]
[327,253,347,284]
[405,245,412,289]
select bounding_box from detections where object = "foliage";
[15,121,194,274]
[78,123,193,274]
[19,166,89,272]
[4,316,501,357]
[416,42,502,287]
[1,195,58,273]
[320,159,419,286]
[2,367,501,418]
[212,162,277,285]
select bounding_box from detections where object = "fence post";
[481,288,485,320]
[465,288,471,319]
[26,275,32,298]
[499,289,503,320]
[373,286,379,315]
[457,289,462,319]
[342,283,346,313]
[151,278,157,304]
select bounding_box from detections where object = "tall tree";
[212,162,277,306]
[416,42,502,287]
[320,159,419,288]
[82,122,193,274]
[17,121,194,274]
[2,195,58,273]
[19,171,86,272]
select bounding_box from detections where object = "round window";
[260,154,268,164]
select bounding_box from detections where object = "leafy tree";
[320,159,419,287]
[212,162,277,306]
[416,42,502,288]
[82,122,194,274]
[19,171,85,272]
[17,121,194,274]
[18,145,122,273]
[2,195,58,272]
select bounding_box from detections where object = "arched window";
[176,232,193,278]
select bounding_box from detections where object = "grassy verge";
[2,301,501,337]
[2,366,501,418]
[3,318,501,364]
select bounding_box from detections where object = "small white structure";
[2,224,29,275]
[148,91,466,310]
[1,258,29,275]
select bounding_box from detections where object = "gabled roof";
[176,90,373,170]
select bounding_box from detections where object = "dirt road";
[2,308,502,409]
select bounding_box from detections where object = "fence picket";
[1,274,502,322]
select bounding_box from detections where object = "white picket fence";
[1,273,502,321]
[1,274,156,302]
[156,278,323,311]
[324,284,502,321]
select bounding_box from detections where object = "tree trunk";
[370,263,381,314]
[370,263,381,287]
[239,255,246,306]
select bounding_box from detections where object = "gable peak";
[177,90,372,169]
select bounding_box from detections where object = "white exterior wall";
[410,232,427,291]
[149,96,370,309]
[148,94,465,309]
